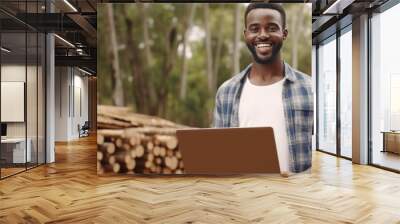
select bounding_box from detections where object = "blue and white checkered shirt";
[213,63,313,173]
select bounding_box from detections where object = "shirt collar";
[234,62,297,84]
[283,62,297,83]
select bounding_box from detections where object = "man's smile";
[256,43,272,48]
[255,42,272,55]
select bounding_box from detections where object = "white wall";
[55,66,68,141]
[55,67,89,141]
[1,65,26,81]
[1,82,25,122]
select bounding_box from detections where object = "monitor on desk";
[1,123,7,138]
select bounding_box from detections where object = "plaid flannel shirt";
[212,63,313,173]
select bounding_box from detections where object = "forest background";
[98,3,312,127]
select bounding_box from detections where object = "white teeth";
[256,43,271,48]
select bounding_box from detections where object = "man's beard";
[246,42,282,64]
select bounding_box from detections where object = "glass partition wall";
[316,25,353,159]
[0,30,27,177]
[339,27,352,159]
[317,35,337,155]
[316,0,400,172]
[370,3,400,171]
[0,2,46,179]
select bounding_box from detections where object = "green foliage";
[98,3,312,127]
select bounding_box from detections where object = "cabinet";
[382,132,400,154]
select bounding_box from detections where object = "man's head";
[244,3,288,65]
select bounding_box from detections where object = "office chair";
[79,121,90,138]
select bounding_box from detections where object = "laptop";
[176,127,280,174]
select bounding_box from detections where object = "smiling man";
[213,3,313,174]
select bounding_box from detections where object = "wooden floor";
[0,167,26,178]
[1,163,45,178]
[1,135,400,223]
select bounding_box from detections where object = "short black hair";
[244,3,286,29]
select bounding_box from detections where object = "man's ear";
[283,29,288,40]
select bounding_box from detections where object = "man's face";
[244,8,288,65]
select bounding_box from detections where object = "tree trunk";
[137,3,157,115]
[213,23,223,94]
[233,4,241,75]
[107,4,124,106]
[158,25,178,117]
[179,4,196,100]
[204,3,214,94]
[138,2,153,66]
[122,6,148,113]
[291,7,302,70]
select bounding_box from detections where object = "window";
[371,3,400,171]
[339,27,352,158]
[317,35,337,154]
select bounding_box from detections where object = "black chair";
[79,121,90,138]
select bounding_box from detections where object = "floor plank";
[0,135,399,223]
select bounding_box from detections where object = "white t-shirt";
[238,76,290,173]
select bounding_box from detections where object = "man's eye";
[249,27,258,33]
[268,26,279,32]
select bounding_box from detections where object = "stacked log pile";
[97,105,187,174]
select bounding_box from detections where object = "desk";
[1,138,31,163]
[381,131,400,154]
